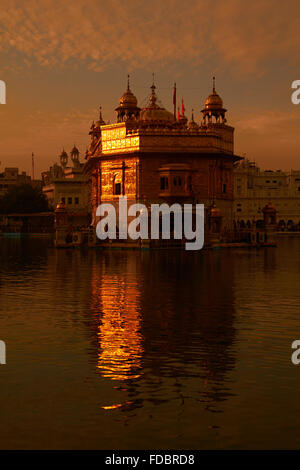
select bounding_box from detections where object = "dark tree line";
[0,184,51,214]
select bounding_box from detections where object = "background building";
[42,146,90,213]
[234,159,300,228]
[0,167,32,197]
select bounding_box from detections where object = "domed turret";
[204,91,223,110]
[201,77,227,125]
[120,87,138,108]
[60,149,68,168]
[70,144,80,167]
[70,144,79,157]
[94,106,106,129]
[115,75,140,122]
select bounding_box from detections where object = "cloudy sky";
[0,0,299,176]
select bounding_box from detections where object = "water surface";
[0,238,299,449]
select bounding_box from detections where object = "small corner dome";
[205,92,223,110]
[71,145,79,154]
[119,77,138,108]
[204,77,224,110]
[60,149,68,158]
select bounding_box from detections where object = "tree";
[0,184,51,214]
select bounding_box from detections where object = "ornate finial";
[150,73,156,94]
[213,76,216,93]
[149,75,157,106]
[99,105,102,120]
[127,74,130,91]
[188,108,199,130]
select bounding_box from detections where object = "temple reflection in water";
[2,237,299,449]
[88,249,237,411]
[90,254,143,381]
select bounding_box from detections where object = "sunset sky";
[0,0,299,177]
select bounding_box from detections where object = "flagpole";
[32,152,34,181]
[173,82,176,121]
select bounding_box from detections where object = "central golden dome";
[140,107,174,122]
[140,83,174,123]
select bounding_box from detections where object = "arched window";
[113,173,122,196]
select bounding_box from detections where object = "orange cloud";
[1,0,300,174]
[232,109,300,168]
[0,0,299,74]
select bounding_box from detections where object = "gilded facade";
[85,77,241,237]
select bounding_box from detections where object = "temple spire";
[149,74,157,107]
[213,76,216,93]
